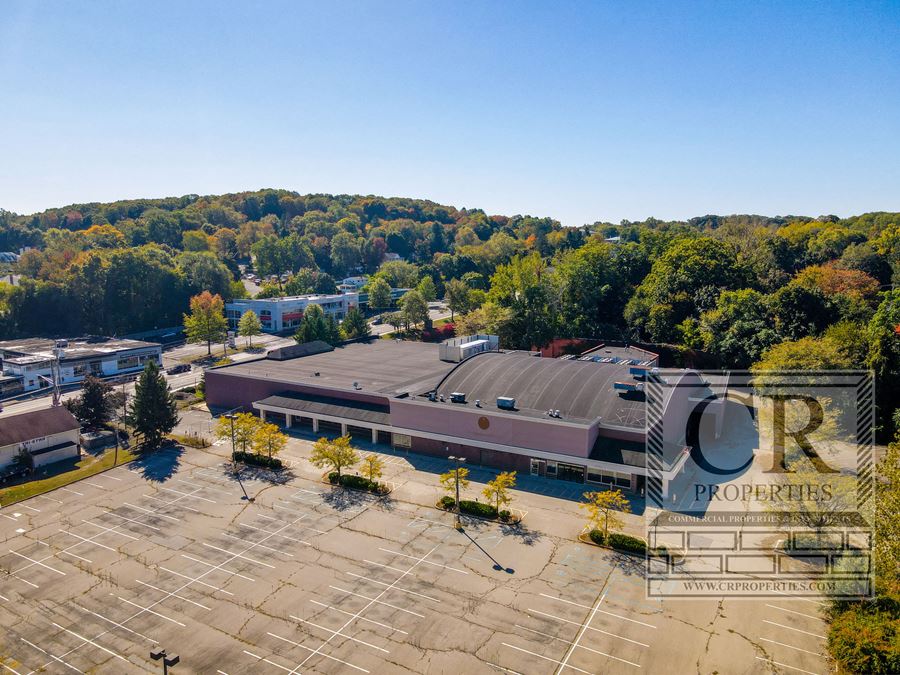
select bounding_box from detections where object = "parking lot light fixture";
[150,648,180,673]
[448,454,466,529]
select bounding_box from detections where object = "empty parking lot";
[0,445,831,674]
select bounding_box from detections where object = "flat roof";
[435,350,650,426]
[0,337,159,362]
[256,392,391,426]
[211,340,456,397]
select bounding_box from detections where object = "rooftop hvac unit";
[496,396,516,410]
[449,392,466,404]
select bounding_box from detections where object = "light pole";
[448,453,465,530]
[150,648,179,673]
[225,412,253,502]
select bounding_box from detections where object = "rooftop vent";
[449,392,466,404]
[496,396,516,411]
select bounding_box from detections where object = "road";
[370,303,452,336]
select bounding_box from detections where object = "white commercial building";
[226,293,359,334]
[0,337,162,393]
[0,406,81,475]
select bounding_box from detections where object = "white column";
[260,409,267,422]
[312,417,319,433]
[371,427,378,444]
[661,477,670,499]
[286,414,293,428]
[340,423,348,437]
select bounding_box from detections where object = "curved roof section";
[435,351,648,426]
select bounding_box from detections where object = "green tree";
[361,454,385,482]
[66,375,115,428]
[295,303,341,345]
[184,290,228,356]
[238,310,262,347]
[182,230,210,251]
[439,466,470,507]
[444,278,471,321]
[580,489,631,541]
[251,422,287,460]
[400,289,429,330]
[701,289,780,368]
[340,306,370,340]
[417,275,437,302]
[769,283,839,340]
[177,251,233,299]
[482,471,516,513]
[214,412,260,454]
[309,434,359,478]
[367,277,392,311]
[553,241,626,338]
[129,361,178,449]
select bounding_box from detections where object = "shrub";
[589,529,607,546]
[459,500,498,519]
[828,599,900,674]
[328,471,340,484]
[232,450,283,470]
[438,495,456,510]
[607,532,647,554]
[339,474,386,494]
[499,509,512,522]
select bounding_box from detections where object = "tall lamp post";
[225,412,253,502]
[150,648,179,673]
[448,453,465,529]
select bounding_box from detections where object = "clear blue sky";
[1,1,898,226]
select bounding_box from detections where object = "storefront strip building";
[205,338,721,496]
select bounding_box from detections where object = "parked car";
[166,364,191,375]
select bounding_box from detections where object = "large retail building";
[206,337,725,496]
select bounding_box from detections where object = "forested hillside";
[1,191,898,436]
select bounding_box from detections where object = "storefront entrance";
[556,462,586,483]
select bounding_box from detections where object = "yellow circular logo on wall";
[478,416,490,430]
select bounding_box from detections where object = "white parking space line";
[117,596,186,627]
[237,522,310,546]
[515,624,641,668]
[363,559,408,574]
[289,615,389,653]
[309,600,408,635]
[221,531,294,556]
[329,586,425,618]
[256,513,279,521]
[71,603,157,643]
[773,590,827,606]
[0,593,9,602]
[104,512,162,531]
[501,643,591,675]
[527,609,650,647]
[243,649,294,673]
[540,593,657,628]
[202,542,276,569]
[157,486,216,503]
[36,495,63,505]
[8,550,66,576]
[58,530,116,552]
[176,478,232,496]
[19,505,40,513]
[58,487,84,497]
[159,567,234,596]
[755,656,820,675]
[83,481,108,489]
[765,604,825,622]
[136,580,211,611]
[182,554,256,582]
[58,550,92,564]
[122,503,180,522]
[762,620,826,640]
[0,661,23,674]
[142,493,201,513]
[485,662,523,675]
[81,520,139,540]
[51,622,127,663]
[346,572,440,602]
[19,637,81,673]
[759,637,822,656]
[265,632,370,673]
[378,548,468,574]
